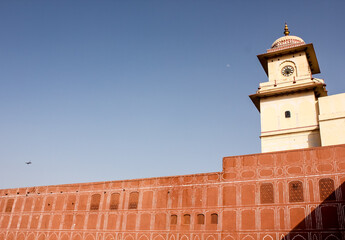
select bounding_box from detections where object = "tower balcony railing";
[257,75,325,94]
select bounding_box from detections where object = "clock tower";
[250,24,328,153]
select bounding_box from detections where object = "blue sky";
[1,1,345,189]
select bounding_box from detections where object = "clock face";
[281,65,294,77]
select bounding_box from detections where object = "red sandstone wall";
[0,145,344,240]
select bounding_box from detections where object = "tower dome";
[267,24,306,53]
[270,35,305,50]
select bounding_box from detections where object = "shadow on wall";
[307,133,322,148]
[283,181,345,240]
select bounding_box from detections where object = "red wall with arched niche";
[0,144,344,240]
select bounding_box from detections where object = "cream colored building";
[250,24,345,153]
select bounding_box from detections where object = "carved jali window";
[211,213,218,224]
[109,193,120,210]
[260,183,274,204]
[5,199,14,213]
[197,214,205,224]
[170,215,177,224]
[90,194,101,210]
[183,214,191,224]
[289,181,304,202]
[128,192,139,209]
[319,178,335,201]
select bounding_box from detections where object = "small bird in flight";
[25,161,32,165]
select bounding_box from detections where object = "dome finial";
[284,23,290,36]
